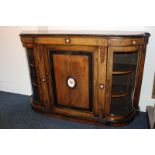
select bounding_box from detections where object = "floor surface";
[0,91,148,129]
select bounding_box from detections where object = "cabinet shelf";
[112,64,135,75]
[112,92,129,98]
[112,70,133,75]
[112,84,131,98]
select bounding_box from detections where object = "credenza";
[20,30,150,126]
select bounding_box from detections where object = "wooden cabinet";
[20,31,150,126]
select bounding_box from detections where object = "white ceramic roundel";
[67,77,76,88]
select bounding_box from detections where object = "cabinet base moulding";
[31,101,138,127]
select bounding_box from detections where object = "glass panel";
[30,67,38,82]
[27,48,35,65]
[27,48,40,102]
[110,51,138,116]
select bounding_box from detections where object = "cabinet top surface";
[20,30,150,37]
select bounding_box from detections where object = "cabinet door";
[106,46,143,120]
[45,45,98,118]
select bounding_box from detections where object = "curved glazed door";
[106,45,143,120]
[45,45,98,118]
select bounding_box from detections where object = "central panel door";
[52,52,91,110]
[47,45,98,116]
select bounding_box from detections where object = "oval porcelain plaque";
[67,77,76,88]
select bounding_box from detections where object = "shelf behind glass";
[112,63,136,75]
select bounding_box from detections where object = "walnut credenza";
[20,31,150,126]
